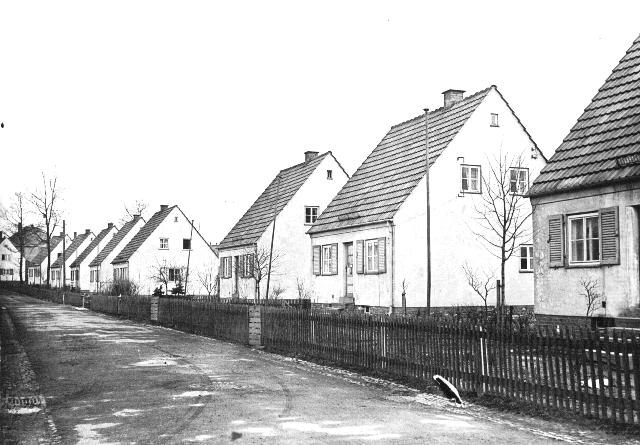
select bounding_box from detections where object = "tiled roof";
[529,34,640,197]
[90,216,143,267]
[51,232,91,268]
[9,225,46,248]
[308,87,492,234]
[112,206,175,264]
[70,226,115,268]
[219,152,333,249]
[29,235,64,267]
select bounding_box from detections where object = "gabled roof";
[51,232,92,268]
[70,225,115,268]
[89,216,143,267]
[112,205,175,264]
[529,34,640,197]
[308,87,492,234]
[219,151,338,249]
[29,235,64,267]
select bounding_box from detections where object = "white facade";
[27,234,69,285]
[113,206,218,295]
[311,89,546,308]
[69,225,118,291]
[219,154,349,299]
[50,232,95,288]
[89,218,145,293]
[0,238,21,282]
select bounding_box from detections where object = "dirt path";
[1,292,638,444]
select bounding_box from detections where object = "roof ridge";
[278,151,330,174]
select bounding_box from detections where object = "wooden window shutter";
[239,254,245,278]
[248,254,254,277]
[548,215,565,268]
[356,240,364,274]
[600,206,620,265]
[313,246,321,275]
[378,237,387,273]
[331,243,338,275]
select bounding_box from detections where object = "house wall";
[394,88,545,307]
[218,245,257,299]
[71,227,118,291]
[531,183,640,317]
[0,239,21,282]
[90,219,145,293]
[28,239,68,285]
[123,207,218,295]
[309,224,392,306]
[50,235,95,288]
[219,154,349,300]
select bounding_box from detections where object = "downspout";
[388,220,395,311]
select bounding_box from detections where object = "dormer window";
[327,170,333,180]
[491,113,499,127]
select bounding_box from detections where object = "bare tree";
[247,245,282,300]
[149,259,183,295]
[1,192,31,283]
[579,277,604,317]
[471,154,532,305]
[119,200,148,225]
[462,263,496,318]
[295,277,310,299]
[196,266,219,298]
[270,284,286,300]
[30,173,61,286]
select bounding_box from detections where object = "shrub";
[104,279,140,296]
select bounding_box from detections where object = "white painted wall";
[50,233,95,288]
[531,184,640,317]
[311,89,546,308]
[70,225,118,291]
[89,218,145,293]
[122,206,218,295]
[0,239,21,282]
[219,154,349,299]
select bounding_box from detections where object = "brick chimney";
[442,89,465,108]
[59,231,64,237]
[73,232,77,238]
[107,223,113,228]
[304,151,319,162]
[160,204,169,211]
[85,229,90,234]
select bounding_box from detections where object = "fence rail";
[262,307,640,425]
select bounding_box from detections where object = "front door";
[345,243,354,298]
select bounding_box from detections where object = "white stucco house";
[89,215,145,293]
[111,205,218,295]
[69,223,118,291]
[27,232,70,285]
[529,34,640,320]
[218,151,349,300]
[50,230,95,288]
[308,86,546,309]
[0,234,20,282]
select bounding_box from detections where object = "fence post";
[150,296,160,323]
[249,305,262,347]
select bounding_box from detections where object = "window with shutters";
[460,165,481,193]
[519,245,533,272]
[305,206,319,224]
[221,257,232,279]
[365,239,379,273]
[322,245,333,275]
[509,168,529,195]
[568,213,600,264]
[361,237,386,274]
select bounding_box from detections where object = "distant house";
[308,86,546,309]
[26,232,70,285]
[529,34,640,320]
[0,234,20,281]
[111,205,218,295]
[50,230,95,288]
[218,151,349,300]
[89,215,145,293]
[8,224,46,280]
[69,223,118,291]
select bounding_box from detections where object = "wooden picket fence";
[262,308,640,425]
[90,294,151,322]
[157,298,249,344]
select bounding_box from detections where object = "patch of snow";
[172,391,215,399]
[189,434,215,442]
[189,403,205,407]
[113,409,142,417]
[280,421,392,437]
[6,407,41,414]
[99,338,156,344]
[240,427,277,436]
[230,420,246,425]
[74,422,120,445]
[72,307,88,311]
[132,358,177,367]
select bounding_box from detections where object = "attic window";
[491,113,499,127]
[183,238,191,250]
[327,170,333,180]
[174,217,179,222]
[160,238,169,249]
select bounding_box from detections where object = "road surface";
[1,292,637,444]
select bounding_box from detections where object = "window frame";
[364,239,380,274]
[491,113,499,127]
[460,164,482,194]
[1,254,7,261]
[304,206,319,225]
[159,238,169,250]
[321,245,333,275]
[221,257,233,279]
[509,167,529,195]
[519,244,534,273]
[568,212,601,265]
[183,238,191,250]
[327,169,333,180]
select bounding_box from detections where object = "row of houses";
[4,33,639,323]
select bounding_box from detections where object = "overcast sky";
[1,1,639,242]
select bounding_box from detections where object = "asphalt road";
[1,292,638,444]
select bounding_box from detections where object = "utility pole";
[184,219,195,296]
[62,220,66,289]
[265,174,282,301]
[424,108,432,316]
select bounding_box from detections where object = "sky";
[1,1,639,243]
